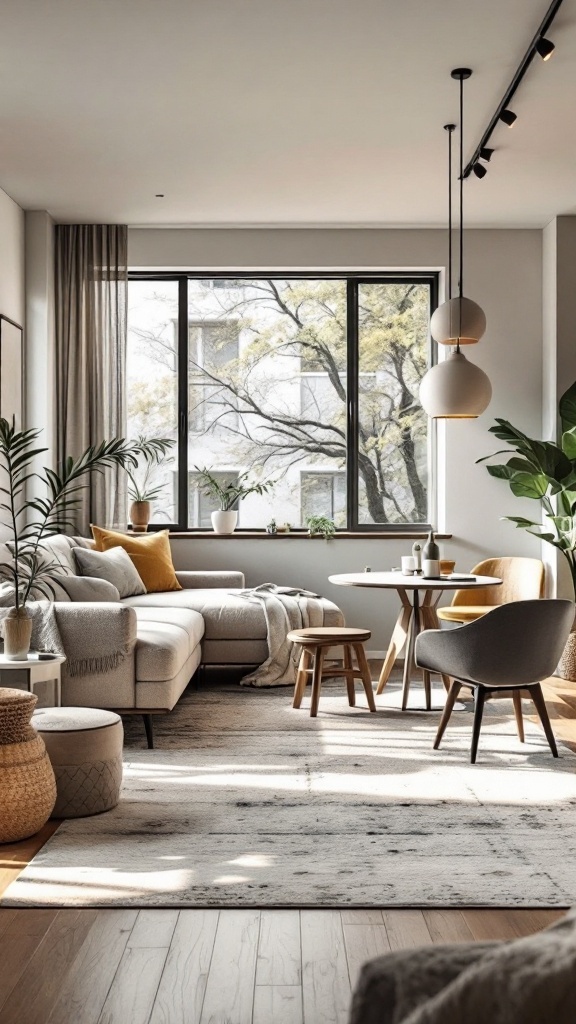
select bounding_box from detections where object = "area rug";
[3,679,576,908]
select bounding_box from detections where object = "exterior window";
[127,274,436,531]
[301,471,346,525]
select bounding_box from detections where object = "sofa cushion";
[91,526,182,593]
[134,607,204,681]
[73,546,146,598]
[123,589,268,640]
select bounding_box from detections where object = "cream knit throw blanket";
[238,583,332,687]
[0,595,128,677]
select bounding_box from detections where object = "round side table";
[0,652,65,708]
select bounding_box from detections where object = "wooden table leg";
[377,589,411,695]
[343,644,355,706]
[353,643,376,712]
[293,647,312,709]
[401,600,417,711]
[310,647,326,718]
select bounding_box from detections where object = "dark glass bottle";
[423,529,440,561]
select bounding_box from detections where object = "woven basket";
[0,688,56,843]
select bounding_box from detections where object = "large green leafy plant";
[0,419,158,611]
[479,380,576,596]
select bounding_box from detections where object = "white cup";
[423,559,440,577]
[401,556,416,575]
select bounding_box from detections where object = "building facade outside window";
[127,274,436,531]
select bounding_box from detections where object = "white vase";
[211,510,238,535]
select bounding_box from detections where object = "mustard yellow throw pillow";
[90,527,182,594]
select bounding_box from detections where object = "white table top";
[0,652,66,668]
[328,572,502,591]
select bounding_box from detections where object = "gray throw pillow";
[57,575,121,603]
[73,545,146,598]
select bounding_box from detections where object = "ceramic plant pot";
[3,607,33,661]
[211,510,238,535]
[130,500,151,533]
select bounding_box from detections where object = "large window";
[127,274,436,531]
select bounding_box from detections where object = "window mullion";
[177,276,189,529]
[346,279,359,532]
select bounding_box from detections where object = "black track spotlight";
[500,108,517,127]
[473,162,487,179]
[479,147,494,162]
[536,36,555,60]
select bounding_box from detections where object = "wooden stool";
[287,627,376,717]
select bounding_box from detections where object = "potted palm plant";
[0,418,149,659]
[479,379,576,677]
[194,467,274,534]
[125,435,175,532]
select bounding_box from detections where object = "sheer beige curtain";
[55,225,128,534]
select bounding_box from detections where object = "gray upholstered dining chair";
[415,599,574,764]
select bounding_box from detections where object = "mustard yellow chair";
[437,556,545,625]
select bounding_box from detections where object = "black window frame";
[128,270,438,533]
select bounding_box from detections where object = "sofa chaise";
[0,535,343,746]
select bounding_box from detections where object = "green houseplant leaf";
[480,379,576,600]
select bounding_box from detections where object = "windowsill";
[166,531,453,539]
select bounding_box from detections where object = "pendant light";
[420,69,491,420]
[429,69,486,346]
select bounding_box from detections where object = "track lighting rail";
[462,0,564,179]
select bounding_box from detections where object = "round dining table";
[328,571,502,711]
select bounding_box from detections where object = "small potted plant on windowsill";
[194,467,274,535]
[125,435,176,532]
[306,515,336,539]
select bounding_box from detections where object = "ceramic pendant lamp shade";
[420,350,492,419]
[420,68,491,420]
[430,295,486,345]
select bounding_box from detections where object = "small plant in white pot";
[125,435,175,532]
[194,467,274,534]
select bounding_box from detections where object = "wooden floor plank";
[0,821,60,898]
[340,910,384,925]
[149,909,220,1024]
[46,910,138,1024]
[256,909,301,986]
[422,909,476,945]
[253,985,304,1024]
[504,909,567,937]
[127,909,180,948]
[97,945,169,1024]
[301,910,350,1024]
[0,908,60,1010]
[0,910,98,1024]
[462,909,524,942]
[382,910,433,950]
[343,923,391,989]
[199,909,260,1024]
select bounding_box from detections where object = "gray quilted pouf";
[32,706,123,818]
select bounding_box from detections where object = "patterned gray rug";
[4,679,576,908]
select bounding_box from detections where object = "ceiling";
[0,0,575,227]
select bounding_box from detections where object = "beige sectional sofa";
[0,536,343,746]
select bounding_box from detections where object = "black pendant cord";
[458,72,464,352]
[444,124,455,302]
[451,67,472,353]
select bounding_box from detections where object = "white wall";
[25,211,55,456]
[0,188,25,326]
[129,227,543,649]
[0,188,25,541]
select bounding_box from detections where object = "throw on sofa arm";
[54,602,138,654]
[176,570,245,589]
